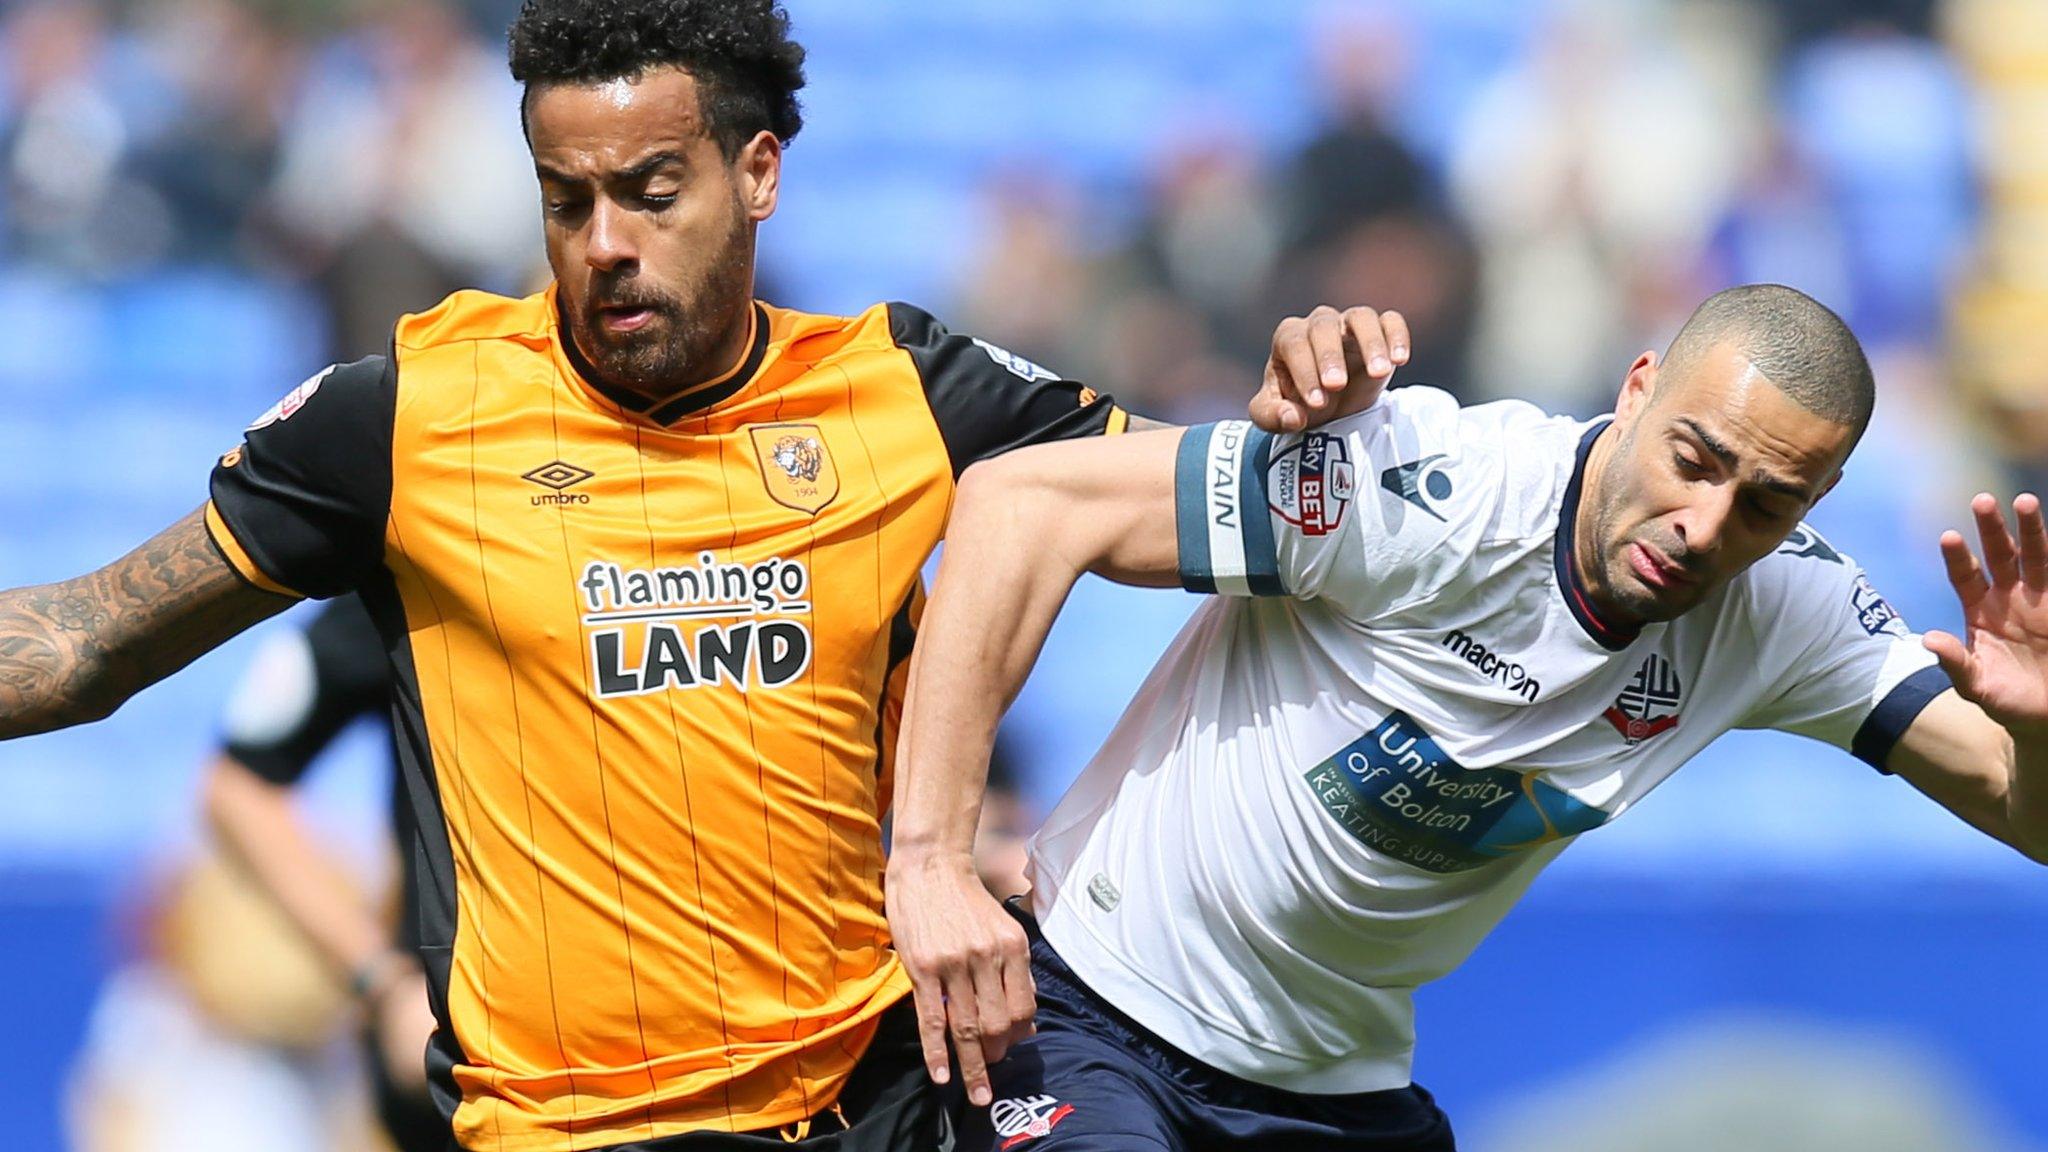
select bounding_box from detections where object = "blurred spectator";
[975,128,1292,423]
[201,594,443,1152]
[1278,3,1431,259]
[1770,0,1941,48]
[267,0,539,359]
[0,0,167,273]
[1271,208,1478,395]
[1268,5,1476,394]
[1703,122,1856,312]
[1077,281,1251,424]
[1780,15,1977,347]
[952,171,1098,383]
[127,0,302,267]
[66,853,379,1152]
[1945,0,2048,500]
[1123,127,1284,369]
[1449,1,1750,412]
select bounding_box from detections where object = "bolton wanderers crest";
[1604,654,1683,745]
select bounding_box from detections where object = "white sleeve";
[1738,538,1951,772]
[1172,392,1488,620]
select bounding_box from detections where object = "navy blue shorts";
[955,909,1456,1152]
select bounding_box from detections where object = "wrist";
[347,949,416,1004]
[886,844,978,878]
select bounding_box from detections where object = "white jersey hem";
[1036,885,1417,1096]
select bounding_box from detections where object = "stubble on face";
[1579,419,1700,625]
[1576,348,1851,628]
[528,67,765,402]
[567,193,753,397]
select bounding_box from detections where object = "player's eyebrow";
[612,151,688,183]
[1674,417,1736,468]
[1677,417,1809,499]
[533,161,583,187]
[533,151,686,187]
[1749,470,1811,500]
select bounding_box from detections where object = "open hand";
[1249,305,1410,433]
[1925,493,2048,738]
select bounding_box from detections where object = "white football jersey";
[1027,387,1949,1094]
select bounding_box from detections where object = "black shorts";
[573,997,947,1152]
[953,907,1456,1152]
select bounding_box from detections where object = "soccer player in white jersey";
[886,284,2048,1151]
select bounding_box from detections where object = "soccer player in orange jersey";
[0,1,1406,1148]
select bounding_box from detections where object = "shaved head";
[1662,284,1873,442]
[1575,283,1874,630]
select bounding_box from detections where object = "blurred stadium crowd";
[4,0,2048,1150]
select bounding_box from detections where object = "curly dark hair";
[508,0,806,157]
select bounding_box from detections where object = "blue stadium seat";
[0,272,107,398]
[102,270,328,405]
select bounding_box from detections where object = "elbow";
[51,684,127,733]
[1,682,120,739]
[955,454,1064,540]
[0,624,125,737]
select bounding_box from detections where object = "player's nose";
[1673,488,1733,559]
[584,199,639,271]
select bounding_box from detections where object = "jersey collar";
[551,286,771,426]
[1553,419,1642,651]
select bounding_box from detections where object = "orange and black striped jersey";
[204,286,1126,1151]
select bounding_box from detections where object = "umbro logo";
[524,461,594,490]
[524,461,595,506]
[1380,454,1453,521]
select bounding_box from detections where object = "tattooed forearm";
[0,507,293,738]
[1124,414,1174,433]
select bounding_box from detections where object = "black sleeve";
[222,596,392,785]
[887,303,1124,477]
[207,353,395,599]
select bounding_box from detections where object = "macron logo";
[1440,630,1541,702]
[1380,455,1452,521]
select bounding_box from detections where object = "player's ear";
[736,130,781,222]
[1615,351,1658,424]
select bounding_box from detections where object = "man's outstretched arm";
[0,507,294,738]
[887,428,1186,1106]
[1885,493,2048,862]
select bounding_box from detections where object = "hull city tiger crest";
[750,423,839,515]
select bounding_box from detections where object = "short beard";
[569,205,753,399]
[1584,421,1672,626]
